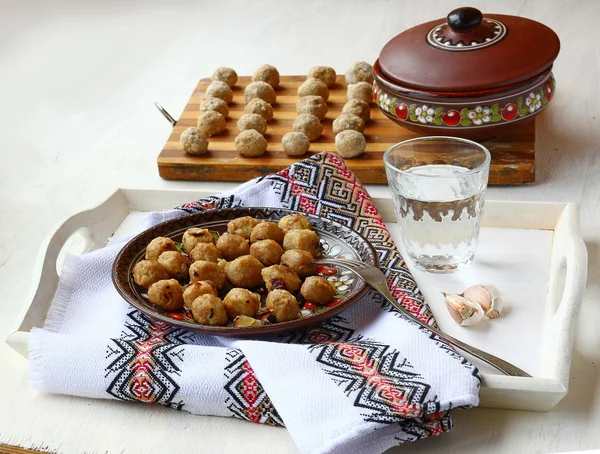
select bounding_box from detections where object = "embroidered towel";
[30,152,480,454]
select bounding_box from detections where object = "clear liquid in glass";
[389,164,486,272]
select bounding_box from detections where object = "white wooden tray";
[6,188,587,411]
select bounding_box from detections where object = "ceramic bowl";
[373,7,560,141]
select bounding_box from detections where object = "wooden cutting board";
[157,75,535,185]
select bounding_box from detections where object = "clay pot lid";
[378,7,560,92]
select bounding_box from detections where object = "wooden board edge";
[158,155,533,185]
[157,157,388,184]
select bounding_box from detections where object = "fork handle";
[375,286,531,377]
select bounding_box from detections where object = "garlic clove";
[463,284,504,319]
[443,292,485,326]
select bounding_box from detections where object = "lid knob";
[426,7,506,52]
[447,7,483,31]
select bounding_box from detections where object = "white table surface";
[1,0,599,453]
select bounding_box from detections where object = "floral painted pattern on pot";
[412,105,437,124]
[467,106,492,125]
[460,105,501,126]
[525,92,541,113]
[373,76,555,128]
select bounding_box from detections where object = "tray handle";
[6,189,131,358]
[542,204,587,385]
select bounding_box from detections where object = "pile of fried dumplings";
[132,213,338,327]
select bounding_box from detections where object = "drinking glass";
[383,136,491,273]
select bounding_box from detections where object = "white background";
[1,1,599,453]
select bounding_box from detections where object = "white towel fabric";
[30,153,480,454]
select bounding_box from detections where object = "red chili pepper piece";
[166,312,184,320]
[325,298,343,308]
[317,265,337,276]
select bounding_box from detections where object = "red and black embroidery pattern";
[311,340,429,422]
[393,413,452,444]
[224,349,284,427]
[105,310,193,410]
[279,319,433,424]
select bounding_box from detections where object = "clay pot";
[373,7,560,141]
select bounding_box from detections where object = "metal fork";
[316,258,531,377]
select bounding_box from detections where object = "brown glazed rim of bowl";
[373,59,553,100]
[111,207,379,337]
